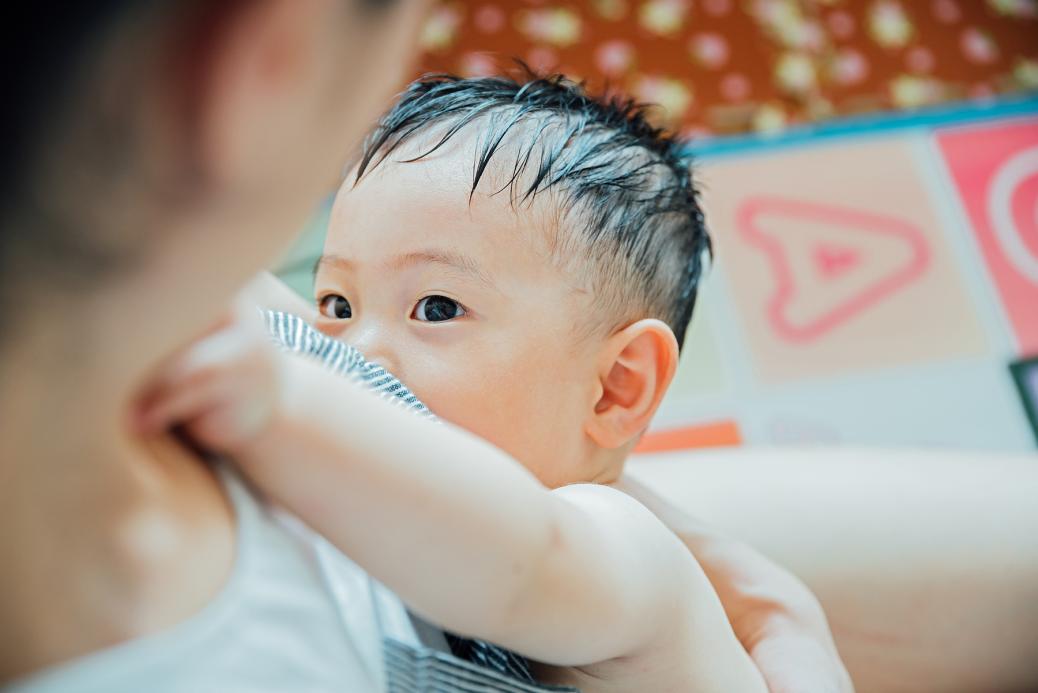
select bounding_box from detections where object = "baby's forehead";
[339,125,578,255]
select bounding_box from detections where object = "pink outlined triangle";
[814,244,860,278]
[736,197,931,343]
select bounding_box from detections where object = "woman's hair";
[1,4,142,206]
[0,3,174,335]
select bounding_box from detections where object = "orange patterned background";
[415,0,1038,137]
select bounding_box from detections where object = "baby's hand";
[136,308,283,454]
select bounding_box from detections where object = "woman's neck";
[0,350,235,681]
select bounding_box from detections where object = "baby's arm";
[245,358,733,667]
[240,272,318,320]
[140,312,764,689]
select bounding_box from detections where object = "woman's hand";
[691,531,854,693]
[614,473,854,693]
[135,306,284,455]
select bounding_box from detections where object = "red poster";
[937,119,1038,355]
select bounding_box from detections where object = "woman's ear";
[175,0,326,186]
[585,319,679,449]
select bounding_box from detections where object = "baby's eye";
[413,295,466,323]
[318,294,352,320]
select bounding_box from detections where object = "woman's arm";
[626,448,1038,693]
[614,472,853,693]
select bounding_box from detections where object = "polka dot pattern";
[417,0,1038,136]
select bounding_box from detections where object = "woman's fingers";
[750,629,853,693]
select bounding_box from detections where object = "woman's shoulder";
[7,463,390,693]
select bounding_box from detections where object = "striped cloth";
[264,310,578,693]
[264,310,432,419]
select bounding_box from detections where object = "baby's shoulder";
[551,482,689,549]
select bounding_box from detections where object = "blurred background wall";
[414,0,1038,136]
[278,0,1038,451]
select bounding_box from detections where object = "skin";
[628,448,1038,693]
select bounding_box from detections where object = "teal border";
[686,93,1038,161]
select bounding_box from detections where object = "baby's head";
[314,73,709,487]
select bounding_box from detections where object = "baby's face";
[315,143,604,487]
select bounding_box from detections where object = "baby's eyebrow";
[314,254,353,275]
[389,250,498,291]
[315,251,499,292]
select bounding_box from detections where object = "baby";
[141,74,766,692]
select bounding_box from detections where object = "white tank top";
[6,470,419,693]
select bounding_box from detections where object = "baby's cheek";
[409,344,576,480]
[424,368,538,456]
[417,369,505,430]
[478,369,575,479]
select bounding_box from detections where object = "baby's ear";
[585,319,679,449]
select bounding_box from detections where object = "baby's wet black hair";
[355,71,711,349]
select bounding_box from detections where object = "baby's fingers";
[139,327,249,408]
[136,376,226,434]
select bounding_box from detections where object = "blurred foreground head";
[0,0,426,367]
